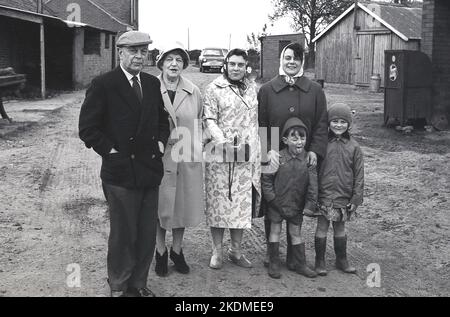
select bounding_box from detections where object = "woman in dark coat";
[258,42,328,275]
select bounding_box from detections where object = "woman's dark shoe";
[170,247,190,274]
[155,248,168,277]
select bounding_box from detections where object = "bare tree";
[270,0,353,66]
[247,24,268,52]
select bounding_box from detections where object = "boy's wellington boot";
[334,236,356,274]
[286,230,295,271]
[268,242,282,279]
[292,243,317,278]
[314,237,328,276]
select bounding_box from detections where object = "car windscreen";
[203,49,223,56]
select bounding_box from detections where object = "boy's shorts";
[266,207,302,226]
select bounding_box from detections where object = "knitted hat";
[328,103,352,125]
[281,117,308,139]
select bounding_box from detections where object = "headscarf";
[279,43,305,85]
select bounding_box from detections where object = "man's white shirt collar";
[120,64,141,87]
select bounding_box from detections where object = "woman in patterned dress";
[203,49,261,269]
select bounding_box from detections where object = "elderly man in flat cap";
[79,31,170,297]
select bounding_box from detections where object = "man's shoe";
[110,290,126,297]
[127,287,156,297]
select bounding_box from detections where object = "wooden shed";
[259,33,306,80]
[312,2,422,87]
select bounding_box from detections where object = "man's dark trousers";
[103,182,159,291]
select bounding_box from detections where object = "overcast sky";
[139,0,294,51]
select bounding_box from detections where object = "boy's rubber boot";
[286,227,296,271]
[314,237,328,276]
[292,243,317,278]
[268,242,282,279]
[334,236,356,274]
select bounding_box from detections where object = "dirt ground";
[0,65,449,297]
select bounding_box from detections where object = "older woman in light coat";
[155,43,204,276]
[203,48,261,269]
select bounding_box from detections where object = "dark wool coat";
[258,75,328,159]
[79,67,170,189]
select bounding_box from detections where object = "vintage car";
[198,48,227,73]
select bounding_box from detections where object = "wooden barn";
[312,2,422,87]
[259,33,306,80]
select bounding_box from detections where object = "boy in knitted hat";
[314,103,364,276]
[261,117,318,279]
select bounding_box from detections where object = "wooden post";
[40,23,46,99]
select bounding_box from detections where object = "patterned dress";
[203,75,261,229]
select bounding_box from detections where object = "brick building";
[0,0,139,97]
[421,0,450,128]
[259,33,306,80]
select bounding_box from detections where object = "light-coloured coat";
[203,75,261,229]
[157,75,205,230]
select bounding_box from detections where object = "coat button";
[152,154,155,159]
[152,136,155,140]
[289,87,294,91]
[289,106,295,113]
[129,137,134,141]
[131,154,135,159]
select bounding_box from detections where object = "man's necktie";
[132,76,143,103]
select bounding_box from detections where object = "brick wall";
[260,34,306,80]
[92,0,135,26]
[83,32,113,85]
[421,0,450,124]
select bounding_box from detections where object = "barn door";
[355,34,374,86]
[373,34,391,87]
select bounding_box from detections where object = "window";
[105,34,110,49]
[84,29,101,55]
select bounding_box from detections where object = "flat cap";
[117,31,152,47]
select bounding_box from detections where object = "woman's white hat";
[156,42,190,70]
